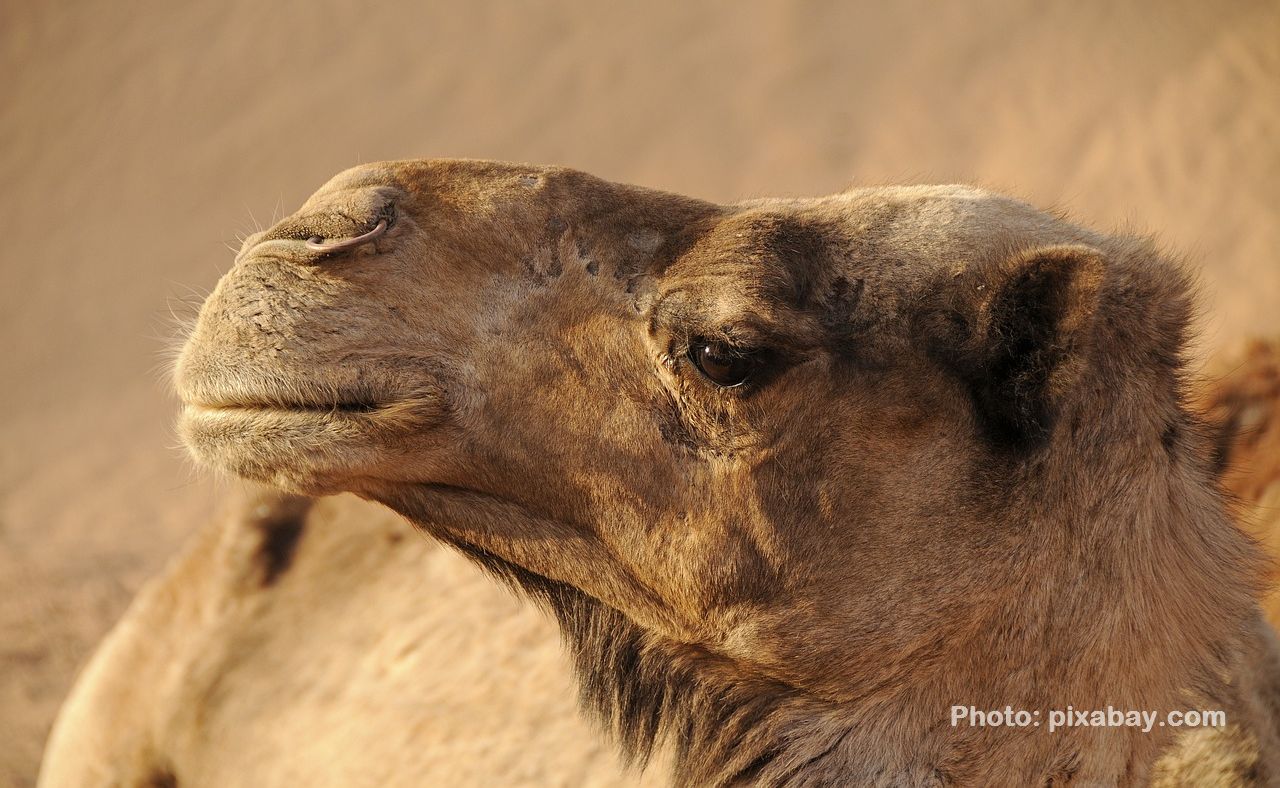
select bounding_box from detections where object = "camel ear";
[932,245,1106,448]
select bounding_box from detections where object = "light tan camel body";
[39,489,656,787]
[42,161,1280,785]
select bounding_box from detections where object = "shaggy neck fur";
[417,368,1259,787]
[442,483,1254,786]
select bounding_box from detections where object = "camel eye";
[688,340,756,388]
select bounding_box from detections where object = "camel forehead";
[305,159,618,214]
[295,160,1088,297]
[317,158,997,200]
[307,159,1039,232]
[310,159,541,198]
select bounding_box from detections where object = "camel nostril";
[305,219,389,255]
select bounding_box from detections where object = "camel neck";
[424,447,1257,785]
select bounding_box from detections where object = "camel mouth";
[178,395,397,457]
[176,393,439,494]
[184,398,384,416]
[178,383,395,420]
[175,366,449,492]
[174,367,423,423]
[179,388,435,430]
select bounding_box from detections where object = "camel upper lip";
[184,395,383,414]
[179,380,387,414]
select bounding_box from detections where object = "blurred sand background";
[1,1,1277,784]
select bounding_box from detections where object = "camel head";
[177,160,1257,781]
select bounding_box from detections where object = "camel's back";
[38,489,655,787]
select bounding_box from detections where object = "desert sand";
[1,1,1277,785]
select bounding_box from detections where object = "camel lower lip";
[177,399,407,494]
[178,401,394,445]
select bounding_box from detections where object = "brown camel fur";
[1201,339,1280,628]
[41,160,1280,785]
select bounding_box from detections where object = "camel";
[40,159,1280,785]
